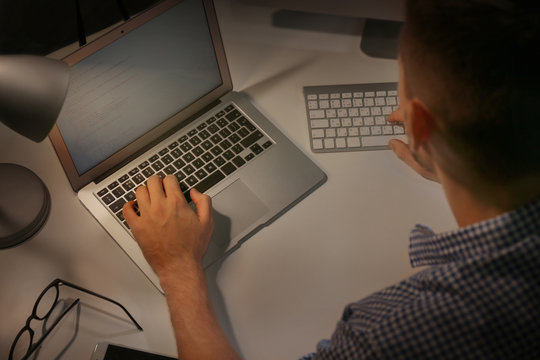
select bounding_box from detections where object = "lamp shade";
[0,55,69,142]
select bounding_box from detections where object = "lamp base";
[0,163,51,249]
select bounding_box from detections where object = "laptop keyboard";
[95,103,273,230]
[304,83,406,152]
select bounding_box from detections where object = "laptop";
[49,0,326,292]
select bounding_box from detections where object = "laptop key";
[142,167,155,178]
[139,160,150,169]
[97,188,108,197]
[101,193,115,205]
[221,162,236,175]
[193,170,225,194]
[152,161,164,171]
[109,198,126,213]
[119,174,129,182]
[162,154,174,165]
[133,174,145,184]
[125,191,136,202]
[240,130,263,148]
[186,176,198,186]
[250,143,263,154]
[164,165,176,175]
[223,150,235,160]
[204,163,217,173]
[122,180,135,191]
[108,181,119,190]
[149,154,159,162]
[171,148,182,158]
[232,156,246,167]
[245,153,255,161]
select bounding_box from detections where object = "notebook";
[49,0,326,292]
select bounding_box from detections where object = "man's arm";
[123,175,240,360]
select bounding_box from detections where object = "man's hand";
[387,109,440,182]
[122,175,214,277]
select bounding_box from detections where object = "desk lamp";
[0,55,69,249]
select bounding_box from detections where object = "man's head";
[397,0,540,202]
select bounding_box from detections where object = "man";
[123,0,540,358]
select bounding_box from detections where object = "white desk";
[0,1,456,358]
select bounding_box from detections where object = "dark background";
[0,0,160,55]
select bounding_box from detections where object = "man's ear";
[406,98,435,151]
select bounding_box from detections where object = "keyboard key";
[101,193,115,205]
[189,136,201,146]
[193,159,205,169]
[183,164,195,175]
[197,123,207,131]
[119,174,129,183]
[211,146,223,156]
[109,198,126,213]
[108,181,119,190]
[168,141,179,149]
[309,110,325,119]
[250,144,263,154]
[232,144,243,154]
[164,165,176,175]
[221,150,233,161]
[97,188,108,197]
[195,169,208,180]
[125,191,136,202]
[133,174,145,184]
[139,160,150,169]
[310,119,329,129]
[142,167,155,177]
[123,180,136,191]
[232,156,246,168]
[245,153,255,161]
[347,137,361,148]
[201,140,213,150]
[188,129,198,137]
[180,143,192,152]
[199,130,210,140]
[221,162,236,175]
[149,154,159,162]
[193,170,225,194]
[214,156,226,167]
[192,146,204,157]
[240,131,263,148]
[361,134,408,147]
[202,152,214,162]
[312,139,323,149]
[262,141,273,149]
[152,161,164,171]
[171,148,182,158]
[226,109,241,121]
[162,154,174,165]
[158,148,169,156]
[204,163,217,173]
[186,176,198,186]
[182,153,195,163]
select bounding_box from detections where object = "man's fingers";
[387,107,403,123]
[389,139,439,182]
[135,184,150,210]
[190,188,214,227]
[147,175,166,201]
[123,201,139,227]
[163,175,185,202]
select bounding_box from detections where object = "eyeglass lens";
[34,285,59,319]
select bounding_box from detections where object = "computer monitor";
[238,0,405,59]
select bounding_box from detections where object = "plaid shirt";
[301,197,540,359]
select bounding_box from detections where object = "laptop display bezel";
[49,0,233,191]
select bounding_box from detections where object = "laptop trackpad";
[213,179,269,239]
[203,180,269,266]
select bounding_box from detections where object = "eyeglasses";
[9,279,143,360]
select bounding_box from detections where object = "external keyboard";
[304,83,407,153]
[95,103,273,230]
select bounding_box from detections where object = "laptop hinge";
[94,99,222,185]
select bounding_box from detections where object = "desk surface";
[0,1,456,358]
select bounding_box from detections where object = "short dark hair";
[400,0,540,184]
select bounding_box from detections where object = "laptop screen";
[55,0,222,175]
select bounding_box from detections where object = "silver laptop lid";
[49,0,233,191]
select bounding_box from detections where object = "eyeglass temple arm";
[57,279,143,331]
